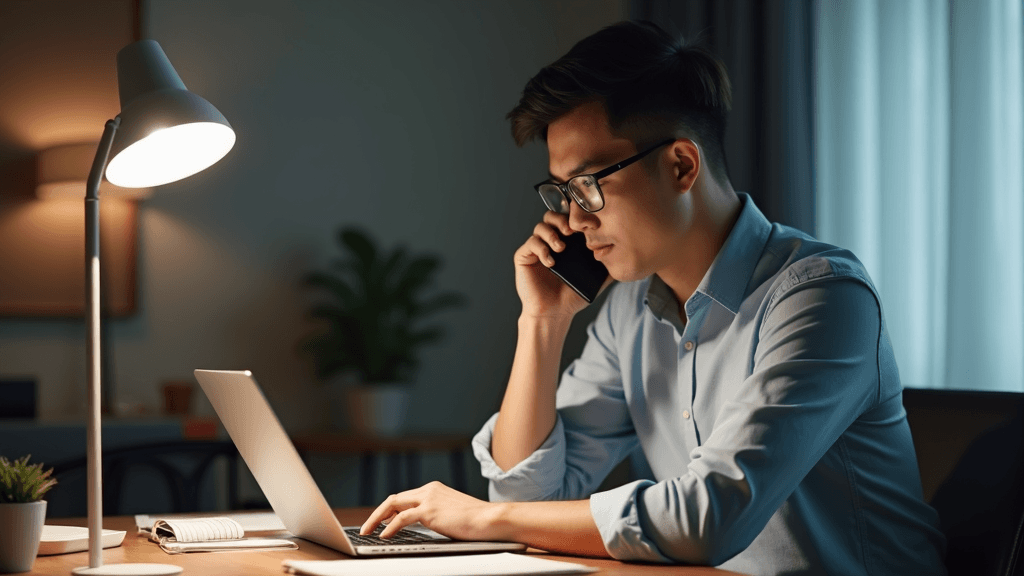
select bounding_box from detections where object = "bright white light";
[106,122,235,188]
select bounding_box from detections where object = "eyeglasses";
[534,138,675,214]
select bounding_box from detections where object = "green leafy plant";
[0,455,57,503]
[301,227,466,384]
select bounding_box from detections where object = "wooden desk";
[291,433,472,506]
[30,509,746,575]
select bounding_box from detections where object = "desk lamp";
[73,39,235,576]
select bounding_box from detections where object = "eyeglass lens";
[538,184,570,213]
[538,175,603,214]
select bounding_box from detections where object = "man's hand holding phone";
[497,211,612,472]
[513,212,609,319]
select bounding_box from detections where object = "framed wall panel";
[0,0,140,318]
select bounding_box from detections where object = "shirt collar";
[642,193,772,318]
[644,274,681,327]
[692,192,772,315]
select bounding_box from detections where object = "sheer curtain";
[815,0,1024,391]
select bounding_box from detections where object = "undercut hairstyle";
[507,20,733,184]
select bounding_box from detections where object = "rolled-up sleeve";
[590,480,673,562]
[472,412,568,502]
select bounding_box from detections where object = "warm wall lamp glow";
[74,39,234,576]
[36,143,153,200]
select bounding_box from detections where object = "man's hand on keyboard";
[359,481,504,542]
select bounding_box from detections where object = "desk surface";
[31,509,745,575]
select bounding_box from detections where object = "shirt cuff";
[472,412,567,502]
[590,479,672,563]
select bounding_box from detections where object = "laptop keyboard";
[344,525,439,546]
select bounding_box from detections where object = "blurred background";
[0,0,1021,514]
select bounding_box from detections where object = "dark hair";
[507,20,733,184]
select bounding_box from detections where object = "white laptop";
[193,369,526,556]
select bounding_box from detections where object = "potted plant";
[301,227,466,436]
[0,455,56,573]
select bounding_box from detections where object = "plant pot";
[0,500,46,573]
[161,381,194,415]
[344,384,412,437]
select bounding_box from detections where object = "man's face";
[546,102,687,283]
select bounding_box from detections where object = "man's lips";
[588,242,613,258]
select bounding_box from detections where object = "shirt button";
[684,341,694,351]
[683,410,691,419]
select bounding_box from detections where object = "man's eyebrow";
[547,159,598,183]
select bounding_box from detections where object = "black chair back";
[904,389,1024,576]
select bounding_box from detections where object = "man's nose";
[567,199,595,232]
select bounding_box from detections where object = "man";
[361,21,946,575]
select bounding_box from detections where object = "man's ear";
[671,139,701,193]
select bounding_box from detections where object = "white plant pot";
[0,500,46,573]
[344,384,412,437]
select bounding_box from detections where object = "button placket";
[678,328,698,444]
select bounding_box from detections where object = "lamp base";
[72,563,182,575]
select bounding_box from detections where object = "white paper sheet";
[281,552,599,576]
[135,511,287,532]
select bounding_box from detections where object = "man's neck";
[657,185,742,313]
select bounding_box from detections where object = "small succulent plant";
[0,455,57,503]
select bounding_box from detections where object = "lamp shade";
[105,40,235,188]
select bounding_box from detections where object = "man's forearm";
[489,499,610,558]
[492,314,573,471]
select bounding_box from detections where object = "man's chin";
[604,262,648,284]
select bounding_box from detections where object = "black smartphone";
[548,232,609,303]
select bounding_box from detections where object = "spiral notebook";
[148,516,297,554]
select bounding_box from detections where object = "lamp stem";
[85,117,119,569]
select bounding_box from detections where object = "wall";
[0,0,627,440]
[0,0,139,419]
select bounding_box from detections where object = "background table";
[29,509,747,575]
[291,433,472,505]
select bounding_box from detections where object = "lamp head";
[105,40,235,188]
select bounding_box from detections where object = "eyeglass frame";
[533,138,677,214]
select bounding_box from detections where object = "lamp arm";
[84,116,120,570]
[86,118,120,202]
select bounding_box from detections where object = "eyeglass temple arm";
[592,138,677,179]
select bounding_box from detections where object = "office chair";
[929,408,1024,576]
[905,389,1024,576]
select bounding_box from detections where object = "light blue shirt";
[473,194,946,575]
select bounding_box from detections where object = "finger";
[360,496,393,534]
[361,494,406,535]
[542,211,573,236]
[532,222,566,253]
[513,237,553,267]
[379,509,419,539]
[521,236,556,267]
[513,242,542,267]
